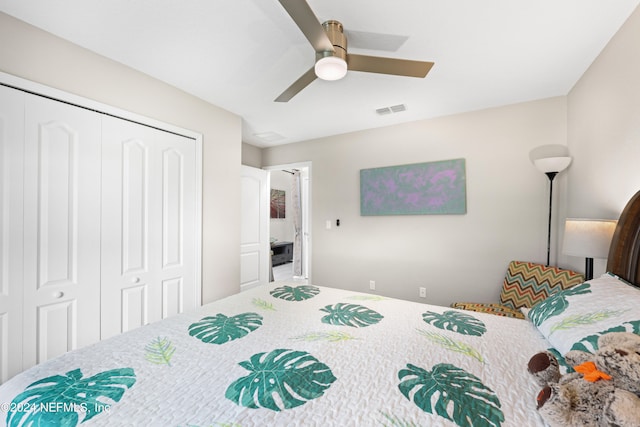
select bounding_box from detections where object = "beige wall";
[263,97,569,305]
[242,143,263,168]
[0,12,242,303]
[564,6,640,276]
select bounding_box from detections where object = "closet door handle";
[131,277,140,284]
[53,291,64,299]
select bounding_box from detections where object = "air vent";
[254,131,285,142]
[376,104,407,116]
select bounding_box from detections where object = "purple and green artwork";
[360,159,466,216]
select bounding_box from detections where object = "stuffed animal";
[527,332,640,427]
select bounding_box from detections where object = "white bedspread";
[0,282,552,426]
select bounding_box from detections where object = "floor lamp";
[533,156,571,266]
[563,219,617,280]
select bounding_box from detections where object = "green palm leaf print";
[398,363,503,427]
[252,298,276,311]
[549,309,627,335]
[7,368,135,427]
[422,310,487,336]
[290,330,359,342]
[270,285,320,301]
[189,312,263,344]
[416,329,484,363]
[528,282,591,326]
[320,303,383,327]
[145,336,175,366]
[225,349,336,411]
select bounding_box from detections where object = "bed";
[1,191,639,427]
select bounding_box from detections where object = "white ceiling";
[1,1,639,147]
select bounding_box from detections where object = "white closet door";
[101,116,197,340]
[0,86,25,382]
[22,95,102,369]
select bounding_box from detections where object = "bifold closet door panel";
[0,85,25,382]
[101,116,197,340]
[22,94,102,369]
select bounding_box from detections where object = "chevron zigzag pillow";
[499,261,584,309]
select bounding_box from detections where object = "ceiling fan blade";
[275,66,318,102]
[347,54,434,78]
[278,0,334,53]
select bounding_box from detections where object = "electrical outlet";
[419,287,426,298]
[369,280,376,290]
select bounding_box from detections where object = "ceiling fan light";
[315,56,347,81]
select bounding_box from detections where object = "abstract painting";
[360,159,466,216]
[270,189,286,218]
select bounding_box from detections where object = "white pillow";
[528,273,640,355]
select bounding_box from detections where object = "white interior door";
[101,116,197,340]
[22,94,102,369]
[241,165,269,291]
[0,86,25,381]
[301,168,310,279]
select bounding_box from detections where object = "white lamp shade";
[315,56,347,81]
[534,157,572,173]
[529,144,570,163]
[563,219,618,259]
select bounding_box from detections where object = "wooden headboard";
[607,190,640,287]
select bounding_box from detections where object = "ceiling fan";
[275,0,435,102]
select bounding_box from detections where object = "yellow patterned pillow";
[499,261,584,309]
[450,302,525,319]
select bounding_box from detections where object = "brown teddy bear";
[527,332,640,427]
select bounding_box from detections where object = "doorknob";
[53,291,64,299]
[131,277,140,283]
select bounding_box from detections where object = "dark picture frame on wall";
[270,189,286,219]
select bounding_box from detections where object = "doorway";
[266,163,311,282]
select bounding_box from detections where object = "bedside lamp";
[562,219,618,280]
